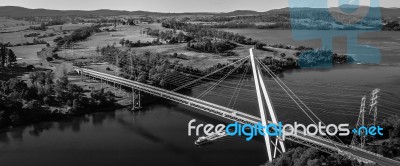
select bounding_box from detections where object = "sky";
[1,0,399,13]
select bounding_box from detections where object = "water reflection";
[29,122,54,136]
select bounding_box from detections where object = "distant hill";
[0,6,213,17]
[267,6,400,18]
[0,6,398,18]
[219,10,262,16]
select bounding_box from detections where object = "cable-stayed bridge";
[74,48,400,166]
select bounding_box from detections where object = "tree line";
[28,23,48,31]
[190,9,385,30]
[265,146,368,166]
[54,25,101,46]
[187,39,237,54]
[146,28,191,43]
[0,71,116,128]
[161,19,264,46]
[119,38,161,48]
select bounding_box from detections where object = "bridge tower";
[351,96,366,148]
[369,89,380,126]
[249,48,285,162]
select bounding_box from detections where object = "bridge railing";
[350,145,384,157]
[79,68,260,125]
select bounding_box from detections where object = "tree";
[72,99,82,113]
[0,45,6,67]
[119,38,125,46]
[43,96,52,105]
[177,31,185,43]
[255,41,266,49]
[307,159,322,166]
[96,46,101,55]
[6,49,16,67]
[137,74,146,83]
[25,100,41,111]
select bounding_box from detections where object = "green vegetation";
[99,45,176,87]
[187,39,237,54]
[0,71,116,128]
[24,33,40,37]
[161,20,264,46]
[367,115,400,158]
[0,43,17,68]
[145,28,191,43]
[45,19,66,26]
[192,9,382,30]
[383,21,400,31]
[120,38,162,47]
[28,23,48,31]
[264,146,369,166]
[54,25,101,46]
[98,45,247,88]
[297,50,354,68]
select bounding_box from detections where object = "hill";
[0,6,398,18]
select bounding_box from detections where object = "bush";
[255,41,266,49]
[222,51,239,57]
[46,57,54,61]
[52,54,59,59]
[43,96,52,105]
[26,65,35,70]
[66,100,72,107]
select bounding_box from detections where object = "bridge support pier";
[114,81,116,95]
[132,88,142,110]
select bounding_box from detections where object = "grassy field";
[1,18,278,75]
[56,24,167,60]
[68,23,278,69]
[0,17,36,28]
[0,23,93,45]
[77,23,168,48]
[57,23,228,69]
[48,23,93,31]
[9,44,47,65]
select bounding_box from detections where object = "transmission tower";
[369,88,380,126]
[351,96,366,148]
